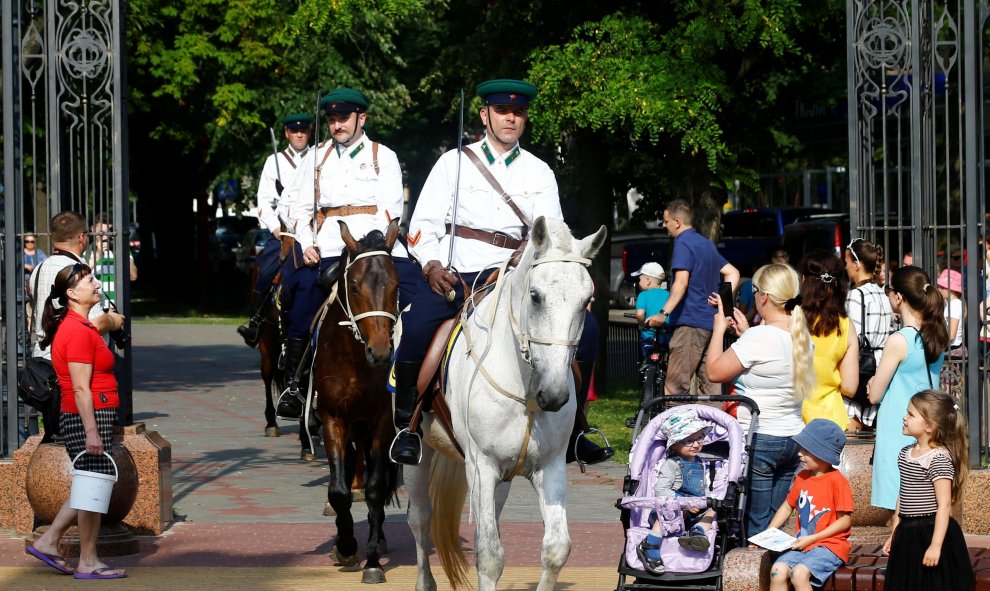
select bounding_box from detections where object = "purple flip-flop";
[74,566,127,580]
[26,545,74,575]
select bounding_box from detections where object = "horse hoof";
[331,545,361,567]
[323,501,336,516]
[362,568,386,584]
[301,450,318,461]
[351,488,366,503]
[265,426,281,437]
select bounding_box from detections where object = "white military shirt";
[408,138,562,273]
[282,134,408,259]
[256,145,309,234]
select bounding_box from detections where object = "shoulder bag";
[852,288,877,407]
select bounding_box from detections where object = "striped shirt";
[896,445,954,516]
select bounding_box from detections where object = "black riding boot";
[236,292,269,348]
[277,338,308,418]
[566,361,614,465]
[389,361,423,465]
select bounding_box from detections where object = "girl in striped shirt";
[883,390,974,591]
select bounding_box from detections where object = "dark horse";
[315,219,400,583]
[251,238,320,460]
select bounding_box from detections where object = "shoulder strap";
[280,150,298,170]
[859,288,867,347]
[461,145,531,228]
[372,141,380,176]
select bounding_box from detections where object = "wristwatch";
[658,310,669,317]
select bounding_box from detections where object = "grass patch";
[134,316,245,325]
[586,378,643,465]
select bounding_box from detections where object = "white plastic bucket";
[68,451,118,514]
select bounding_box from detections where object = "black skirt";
[61,408,117,475]
[885,514,975,591]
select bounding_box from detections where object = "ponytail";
[890,266,949,363]
[871,244,885,286]
[39,292,68,351]
[788,304,816,402]
[918,280,948,363]
[911,390,969,503]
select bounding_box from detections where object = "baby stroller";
[616,394,758,591]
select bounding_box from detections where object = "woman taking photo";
[706,263,816,536]
[800,250,859,431]
[26,263,126,579]
[868,266,947,511]
[844,238,893,433]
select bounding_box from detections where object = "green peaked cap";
[476,79,537,106]
[281,113,314,127]
[319,88,370,114]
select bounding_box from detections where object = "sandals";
[636,538,665,575]
[677,525,711,552]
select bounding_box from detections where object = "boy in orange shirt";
[767,419,853,591]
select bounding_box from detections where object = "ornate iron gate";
[847,0,987,461]
[1,0,130,456]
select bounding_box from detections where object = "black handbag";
[18,264,62,438]
[852,288,877,407]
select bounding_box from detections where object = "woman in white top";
[844,238,893,432]
[706,263,816,537]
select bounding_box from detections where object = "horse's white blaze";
[405,217,606,591]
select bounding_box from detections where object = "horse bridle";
[509,253,592,365]
[336,250,398,345]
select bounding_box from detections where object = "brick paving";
[0,321,627,589]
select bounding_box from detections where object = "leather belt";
[319,204,378,217]
[445,224,523,250]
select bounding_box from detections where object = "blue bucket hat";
[792,419,846,466]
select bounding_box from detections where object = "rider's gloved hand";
[423,260,456,297]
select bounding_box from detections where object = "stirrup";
[572,428,612,473]
[388,428,423,465]
[276,386,303,420]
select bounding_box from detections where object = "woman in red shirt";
[26,263,126,579]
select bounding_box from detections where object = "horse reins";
[458,251,591,481]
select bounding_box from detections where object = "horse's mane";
[337,229,389,258]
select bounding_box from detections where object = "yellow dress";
[803,316,850,431]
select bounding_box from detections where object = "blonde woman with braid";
[707,263,816,536]
[868,266,947,510]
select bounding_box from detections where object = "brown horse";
[248,256,284,437]
[251,241,321,459]
[313,219,400,583]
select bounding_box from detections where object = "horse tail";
[429,454,469,589]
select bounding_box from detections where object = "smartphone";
[717,281,734,317]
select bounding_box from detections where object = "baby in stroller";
[617,400,751,589]
[638,407,718,574]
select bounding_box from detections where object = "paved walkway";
[0,321,627,589]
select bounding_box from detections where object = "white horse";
[405,217,607,591]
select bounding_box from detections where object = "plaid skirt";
[60,409,117,474]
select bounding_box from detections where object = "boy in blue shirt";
[634,262,672,358]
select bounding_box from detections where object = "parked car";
[235,228,273,275]
[782,213,851,265]
[717,207,833,273]
[210,216,259,273]
[617,236,675,308]
[610,231,655,308]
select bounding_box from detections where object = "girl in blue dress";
[868,266,947,510]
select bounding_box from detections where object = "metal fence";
[1,0,130,456]
[608,321,640,384]
[847,0,989,461]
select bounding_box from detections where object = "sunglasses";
[752,284,761,294]
[24,239,35,244]
[847,237,867,264]
[950,254,962,260]
[286,125,311,133]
